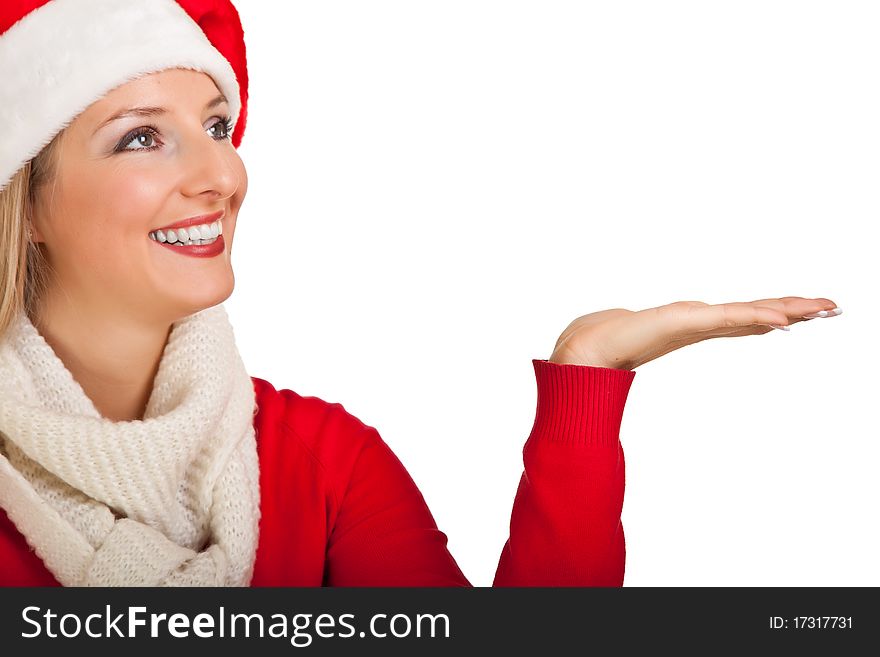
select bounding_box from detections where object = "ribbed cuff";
[529,359,636,447]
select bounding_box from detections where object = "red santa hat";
[0,0,249,193]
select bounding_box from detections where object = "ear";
[27,222,44,244]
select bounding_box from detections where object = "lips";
[155,233,226,258]
[152,210,224,233]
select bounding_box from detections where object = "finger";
[668,302,792,332]
[680,303,841,337]
[747,298,842,327]
[676,298,840,332]
[742,296,839,318]
[745,296,835,306]
[802,307,843,319]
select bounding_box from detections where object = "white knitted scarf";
[0,304,260,586]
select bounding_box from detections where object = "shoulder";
[250,375,379,491]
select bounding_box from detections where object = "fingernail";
[802,307,843,319]
[767,324,790,331]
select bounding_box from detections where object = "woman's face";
[30,68,247,326]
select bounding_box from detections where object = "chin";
[171,283,235,321]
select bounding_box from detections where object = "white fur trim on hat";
[0,0,241,193]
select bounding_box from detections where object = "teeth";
[170,238,218,246]
[149,220,223,244]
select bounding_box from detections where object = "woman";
[0,0,840,587]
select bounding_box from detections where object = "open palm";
[550,297,842,371]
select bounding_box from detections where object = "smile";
[148,219,223,245]
[149,222,225,258]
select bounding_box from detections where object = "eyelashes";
[114,115,234,153]
[215,116,234,140]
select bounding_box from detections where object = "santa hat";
[0,0,249,193]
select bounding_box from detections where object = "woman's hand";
[549,297,842,370]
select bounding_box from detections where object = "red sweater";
[0,359,636,587]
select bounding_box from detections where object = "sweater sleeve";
[322,359,636,587]
[492,359,636,586]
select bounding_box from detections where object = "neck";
[31,295,173,422]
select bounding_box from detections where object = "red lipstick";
[152,210,224,233]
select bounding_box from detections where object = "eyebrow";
[93,93,229,135]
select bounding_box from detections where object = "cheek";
[50,164,170,281]
[63,162,168,236]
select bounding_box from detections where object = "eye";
[114,116,234,153]
[116,126,161,152]
[210,116,235,140]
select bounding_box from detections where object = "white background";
[227,1,878,586]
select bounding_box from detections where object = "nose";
[178,124,241,202]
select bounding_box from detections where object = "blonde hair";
[0,133,62,339]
